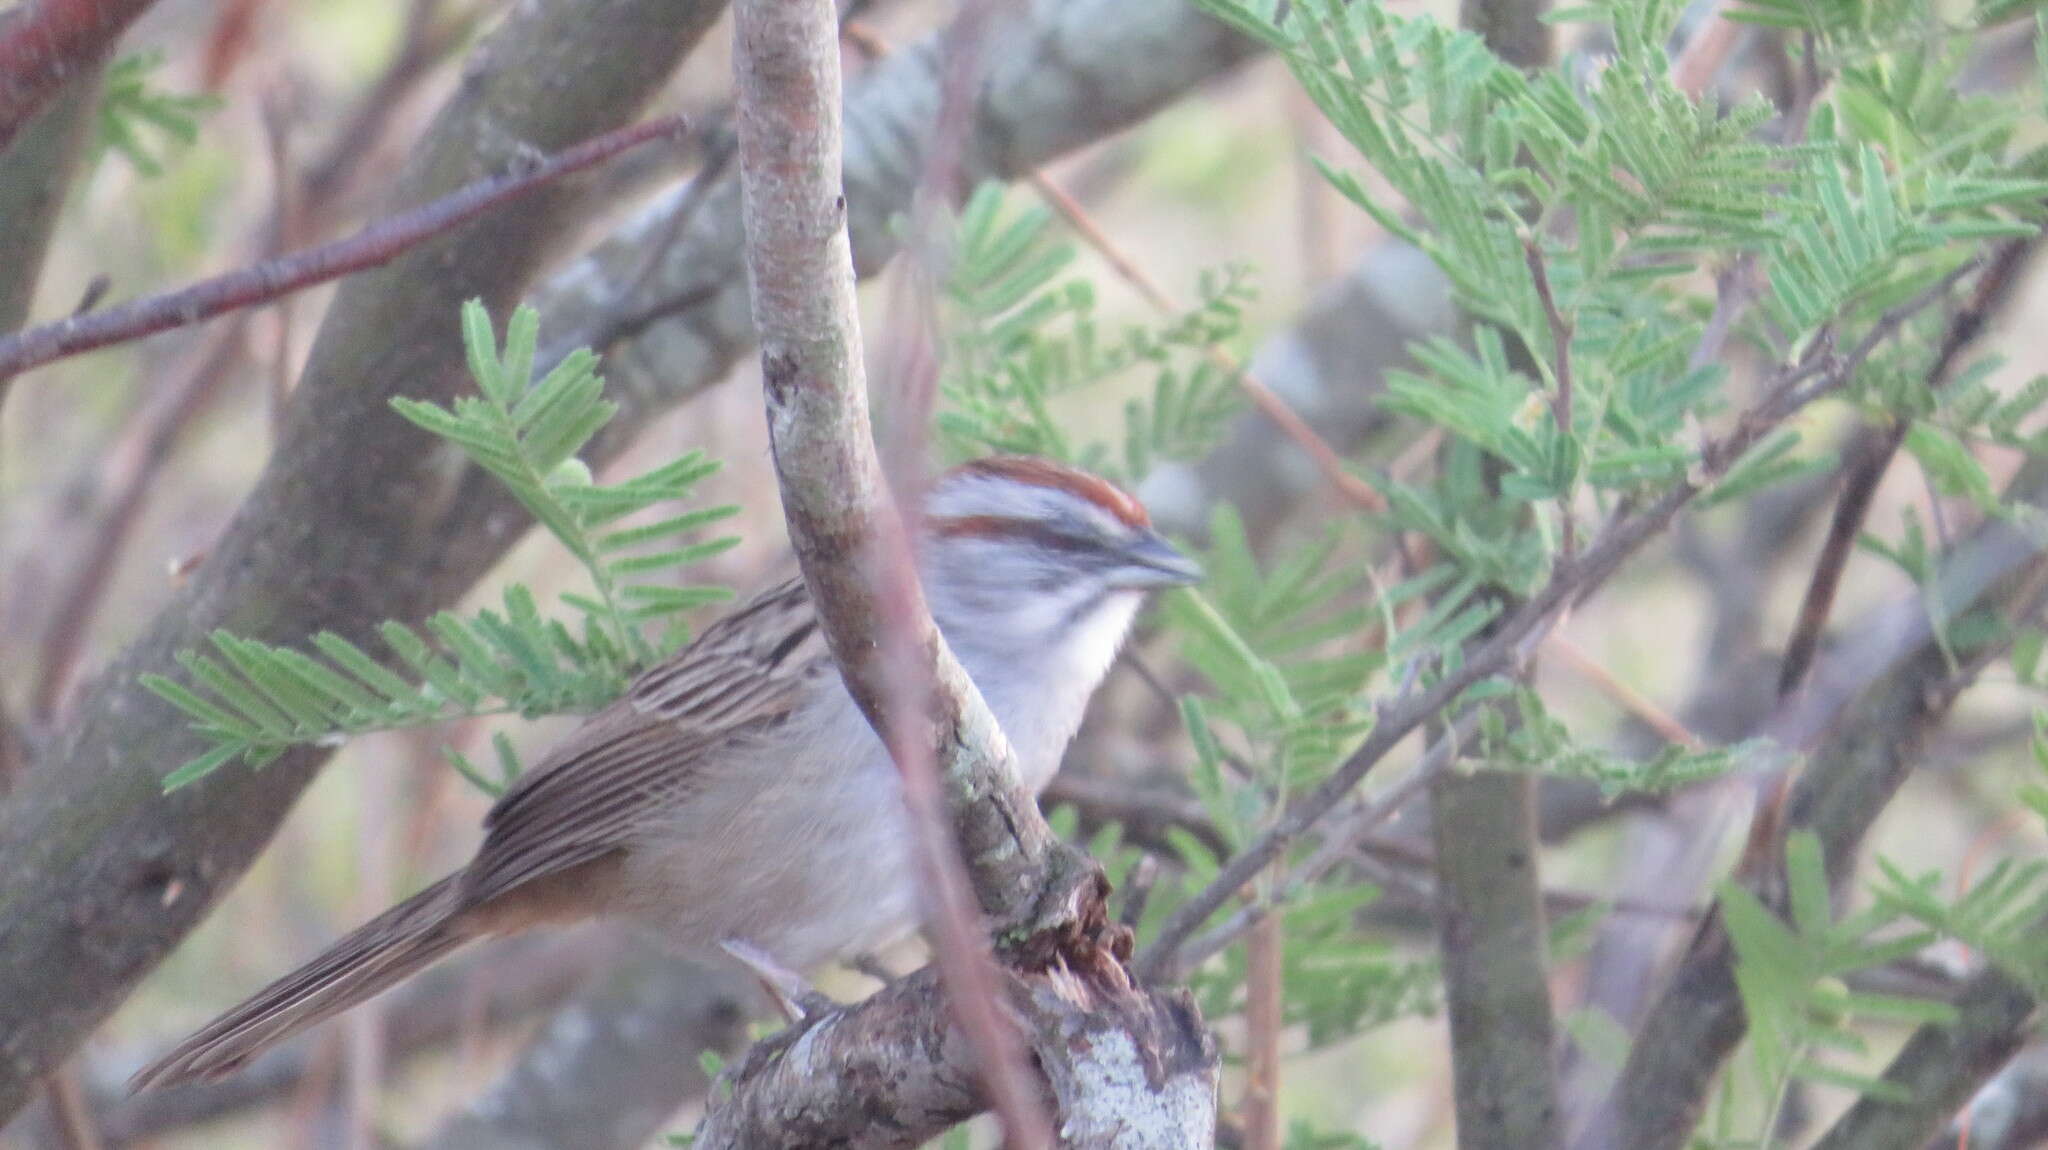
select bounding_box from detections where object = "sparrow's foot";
[719,939,835,1022]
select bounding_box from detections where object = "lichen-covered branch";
[695,956,1216,1149]
[0,0,725,1121]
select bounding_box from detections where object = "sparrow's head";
[919,456,1200,655]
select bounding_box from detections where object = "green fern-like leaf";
[147,302,739,792]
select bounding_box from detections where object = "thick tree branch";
[0,0,725,1121]
[0,60,99,788]
[0,59,95,335]
[1921,1043,2048,1150]
[0,0,153,154]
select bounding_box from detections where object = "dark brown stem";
[1776,236,2034,697]
[0,116,689,379]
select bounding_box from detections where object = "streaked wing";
[458,577,829,906]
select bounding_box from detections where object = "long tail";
[131,874,472,1091]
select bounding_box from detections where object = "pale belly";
[610,731,923,971]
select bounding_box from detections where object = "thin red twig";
[0,0,159,153]
[0,115,689,379]
[1242,910,1284,1150]
[1026,171,1389,513]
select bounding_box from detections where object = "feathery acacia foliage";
[144,302,739,791]
[935,184,1254,483]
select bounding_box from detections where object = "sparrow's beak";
[1109,529,1204,589]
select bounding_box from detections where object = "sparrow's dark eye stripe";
[929,514,1107,559]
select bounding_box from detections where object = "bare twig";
[0,0,157,153]
[0,116,689,379]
